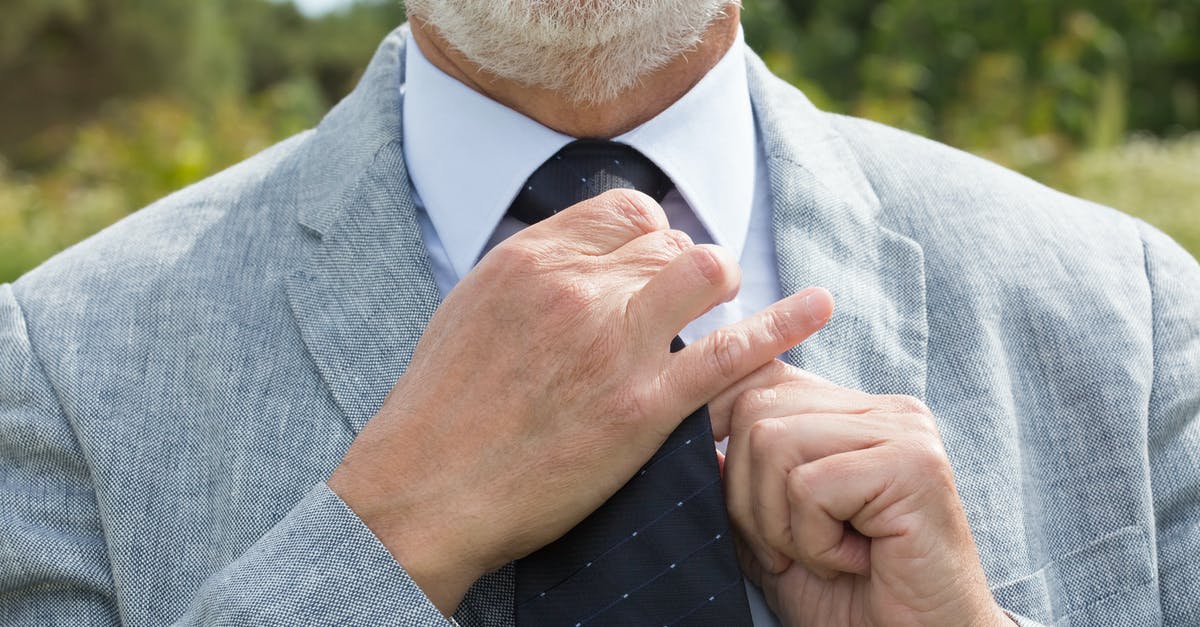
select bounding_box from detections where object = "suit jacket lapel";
[285,143,440,433]
[746,50,929,399]
[285,26,441,433]
[282,29,514,626]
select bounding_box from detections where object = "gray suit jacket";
[2,26,1197,626]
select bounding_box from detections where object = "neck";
[408,8,741,139]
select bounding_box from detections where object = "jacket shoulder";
[830,114,1134,233]
[13,130,315,309]
[9,130,319,381]
[827,114,1147,280]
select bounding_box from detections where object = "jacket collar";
[285,26,929,439]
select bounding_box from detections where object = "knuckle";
[641,229,692,265]
[733,388,777,430]
[786,465,818,505]
[598,188,666,234]
[886,398,939,438]
[881,394,930,415]
[912,410,939,436]
[487,240,542,270]
[747,417,781,453]
[759,308,795,343]
[899,437,950,477]
[707,328,749,379]
[688,246,727,287]
[687,245,740,292]
[763,359,796,383]
[545,278,600,315]
[661,229,693,253]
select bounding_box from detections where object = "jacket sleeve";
[1138,221,1200,625]
[175,482,452,626]
[0,284,120,625]
[0,284,451,626]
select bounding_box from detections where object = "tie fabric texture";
[511,140,752,626]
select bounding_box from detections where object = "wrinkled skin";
[712,361,1011,627]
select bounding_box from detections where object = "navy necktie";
[511,140,752,626]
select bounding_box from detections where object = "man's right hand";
[327,189,830,614]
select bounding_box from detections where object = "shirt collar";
[402,28,757,281]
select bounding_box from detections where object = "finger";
[738,413,881,573]
[733,531,793,619]
[755,559,784,620]
[747,418,803,574]
[717,386,927,449]
[733,532,790,618]
[786,448,896,576]
[736,413,895,574]
[772,410,897,458]
[752,411,895,473]
[724,419,790,575]
[607,228,694,277]
[710,360,791,441]
[710,360,846,442]
[516,188,670,256]
[733,532,765,588]
[625,244,742,345]
[723,414,754,557]
[664,287,835,413]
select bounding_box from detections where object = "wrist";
[328,463,482,616]
[965,596,1015,627]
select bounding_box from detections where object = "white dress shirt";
[401,29,784,626]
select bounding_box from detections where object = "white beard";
[405,0,737,104]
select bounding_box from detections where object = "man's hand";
[327,190,831,614]
[711,339,1010,627]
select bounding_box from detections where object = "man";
[0,1,1196,625]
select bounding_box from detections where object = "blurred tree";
[3,0,1195,167]
[742,0,1199,150]
[0,0,1196,283]
[0,0,405,169]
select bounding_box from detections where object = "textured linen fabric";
[1,24,1198,626]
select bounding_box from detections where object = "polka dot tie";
[511,140,752,626]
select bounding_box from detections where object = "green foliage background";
[1,0,1197,282]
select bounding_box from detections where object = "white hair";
[405,0,738,104]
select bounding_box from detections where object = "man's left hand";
[710,340,1010,626]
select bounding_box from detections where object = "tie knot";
[509,140,671,225]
